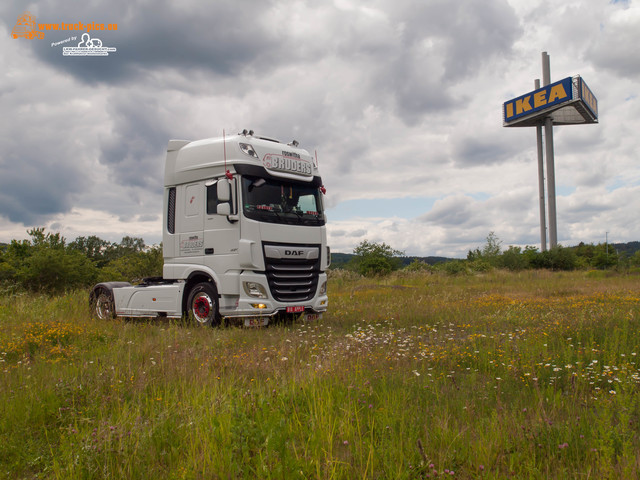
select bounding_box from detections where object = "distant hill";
[612,241,640,256]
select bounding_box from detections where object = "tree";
[482,232,502,258]
[467,232,502,270]
[530,245,577,271]
[68,235,112,267]
[2,228,97,293]
[349,240,404,276]
[500,245,528,271]
[98,244,163,282]
[592,243,618,269]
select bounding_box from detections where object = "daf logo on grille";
[264,245,319,260]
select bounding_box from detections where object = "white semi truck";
[90,131,329,327]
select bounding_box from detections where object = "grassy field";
[1,269,640,479]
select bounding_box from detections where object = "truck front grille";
[263,243,321,303]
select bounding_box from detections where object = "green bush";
[0,229,162,293]
[348,240,404,277]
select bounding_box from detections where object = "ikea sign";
[503,77,573,123]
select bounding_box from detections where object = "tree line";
[0,228,162,294]
[342,233,640,277]
[2,229,640,292]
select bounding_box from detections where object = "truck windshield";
[242,176,325,226]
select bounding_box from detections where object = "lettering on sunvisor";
[262,153,312,176]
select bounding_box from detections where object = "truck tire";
[90,287,116,320]
[187,282,221,327]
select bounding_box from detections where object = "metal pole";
[545,118,557,248]
[535,79,547,252]
[542,52,558,248]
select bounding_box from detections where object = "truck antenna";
[223,129,233,180]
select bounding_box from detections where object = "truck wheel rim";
[192,294,212,323]
[96,293,112,319]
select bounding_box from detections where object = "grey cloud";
[8,0,281,85]
[99,93,169,189]
[452,137,520,167]
[372,0,522,122]
[418,195,479,226]
[0,150,83,225]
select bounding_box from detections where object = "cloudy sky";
[1,0,638,258]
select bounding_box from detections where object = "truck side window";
[206,182,218,215]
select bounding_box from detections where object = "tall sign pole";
[503,53,598,252]
[534,79,547,252]
[542,52,558,248]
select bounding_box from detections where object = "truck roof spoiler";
[167,139,191,152]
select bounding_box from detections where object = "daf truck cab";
[90,131,329,327]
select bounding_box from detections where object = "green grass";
[1,270,640,479]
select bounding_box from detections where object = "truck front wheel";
[187,282,221,327]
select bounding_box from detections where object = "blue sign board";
[578,78,598,119]
[503,77,574,124]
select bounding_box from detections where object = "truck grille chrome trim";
[262,242,321,302]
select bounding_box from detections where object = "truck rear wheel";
[187,282,221,327]
[90,288,115,320]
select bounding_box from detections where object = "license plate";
[286,306,304,313]
[244,317,268,327]
[302,313,322,322]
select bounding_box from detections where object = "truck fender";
[89,282,132,320]
[90,281,133,296]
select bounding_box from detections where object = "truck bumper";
[220,271,328,319]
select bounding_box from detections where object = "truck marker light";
[239,143,258,158]
[251,303,267,309]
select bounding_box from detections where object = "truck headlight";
[244,281,268,298]
[319,281,327,295]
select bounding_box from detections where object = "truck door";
[203,177,240,269]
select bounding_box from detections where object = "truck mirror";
[217,179,231,201]
[217,203,231,215]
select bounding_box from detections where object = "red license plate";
[286,306,304,313]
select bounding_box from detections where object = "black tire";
[186,282,221,327]
[91,288,115,320]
